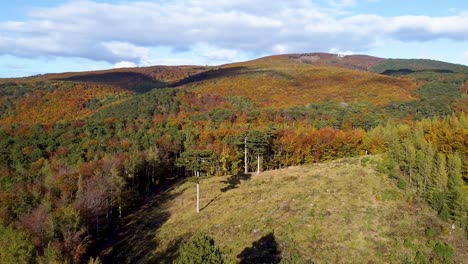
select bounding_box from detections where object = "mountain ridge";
[0,52,466,125]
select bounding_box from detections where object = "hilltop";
[101,156,467,263]
[1,52,466,125]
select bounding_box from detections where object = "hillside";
[0,66,211,124]
[1,53,467,124]
[183,62,418,108]
[229,53,468,74]
[102,156,467,264]
[0,53,467,264]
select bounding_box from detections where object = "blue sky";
[1,0,467,77]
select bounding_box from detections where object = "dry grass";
[104,156,467,263]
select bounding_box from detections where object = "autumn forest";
[0,53,467,263]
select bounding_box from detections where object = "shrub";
[397,179,408,190]
[432,242,454,263]
[174,233,225,264]
[360,156,370,167]
[413,250,427,264]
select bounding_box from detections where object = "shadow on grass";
[200,193,222,212]
[99,181,185,264]
[147,234,190,264]
[170,66,294,87]
[220,173,252,193]
[237,232,282,264]
[56,72,168,93]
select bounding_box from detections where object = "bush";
[432,242,454,263]
[413,250,428,264]
[429,192,446,214]
[424,227,435,239]
[174,233,225,264]
[438,204,451,221]
[360,156,370,167]
[397,179,408,190]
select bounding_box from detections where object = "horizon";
[2,51,467,79]
[1,0,468,77]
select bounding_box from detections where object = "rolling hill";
[0,53,466,264]
[101,156,467,263]
[1,52,467,125]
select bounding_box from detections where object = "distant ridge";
[0,52,466,124]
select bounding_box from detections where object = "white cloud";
[102,41,151,64]
[0,0,467,65]
[328,0,356,8]
[113,61,138,68]
[272,44,288,54]
[464,51,468,60]
[192,43,240,61]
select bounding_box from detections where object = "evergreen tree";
[174,233,225,264]
[0,224,35,264]
[447,153,467,226]
[88,256,103,264]
[433,152,448,192]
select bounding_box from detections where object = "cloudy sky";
[1,0,468,77]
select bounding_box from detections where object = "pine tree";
[88,256,103,264]
[420,142,434,193]
[447,153,467,226]
[433,153,448,192]
[174,233,225,264]
[0,224,35,264]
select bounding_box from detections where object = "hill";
[102,156,467,263]
[1,53,467,124]
[229,53,468,74]
[0,66,211,124]
[182,61,418,108]
[0,53,466,263]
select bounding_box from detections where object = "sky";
[1,0,468,77]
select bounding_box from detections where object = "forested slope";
[0,53,466,263]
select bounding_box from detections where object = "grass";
[102,156,467,263]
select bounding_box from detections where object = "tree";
[403,139,416,186]
[176,150,216,213]
[174,233,225,264]
[433,152,448,192]
[0,224,35,264]
[88,256,103,264]
[246,130,272,175]
[447,153,467,226]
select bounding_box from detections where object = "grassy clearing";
[103,156,467,263]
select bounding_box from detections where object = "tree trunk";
[257,154,260,175]
[196,171,200,213]
[244,137,248,174]
[409,167,412,185]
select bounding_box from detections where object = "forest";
[0,54,466,263]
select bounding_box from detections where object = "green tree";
[174,233,225,264]
[0,224,35,264]
[88,256,103,264]
[246,130,272,175]
[433,153,448,192]
[447,153,467,226]
[176,149,216,176]
[176,150,216,213]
